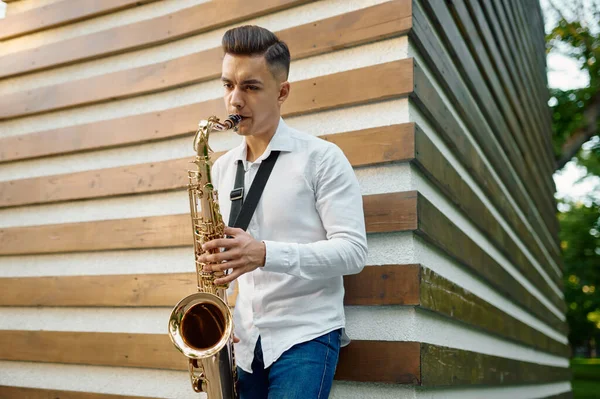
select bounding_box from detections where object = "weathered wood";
[0,265,419,307]
[0,122,415,207]
[336,341,421,384]
[0,386,160,399]
[0,0,412,120]
[409,41,562,272]
[0,330,569,386]
[420,343,571,385]
[420,0,557,234]
[0,0,311,79]
[0,330,418,383]
[0,0,159,41]
[0,192,418,255]
[410,0,561,260]
[0,264,568,358]
[0,59,414,163]
[413,126,563,291]
[419,268,569,357]
[415,194,568,333]
[450,0,555,185]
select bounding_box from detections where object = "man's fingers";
[202,238,236,251]
[200,250,240,265]
[214,267,244,285]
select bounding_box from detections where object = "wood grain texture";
[0,122,415,207]
[0,192,418,255]
[419,0,557,235]
[0,264,568,357]
[0,265,418,307]
[0,0,311,79]
[410,1,561,261]
[416,193,568,333]
[0,330,418,383]
[0,58,414,163]
[410,53,562,272]
[0,0,159,41]
[0,331,569,386]
[419,268,569,357]
[413,126,563,291]
[0,386,160,399]
[0,0,412,120]
[420,343,571,385]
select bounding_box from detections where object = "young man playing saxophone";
[198,25,368,399]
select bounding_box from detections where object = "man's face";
[221,53,289,137]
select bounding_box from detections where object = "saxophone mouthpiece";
[223,114,242,129]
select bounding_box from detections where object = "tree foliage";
[546,0,600,171]
[545,0,600,352]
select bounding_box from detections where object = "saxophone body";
[168,115,242,398]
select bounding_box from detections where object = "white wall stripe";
[0,34,408,138]
[0,361,570,399]
[331,381,572,399]
[0,97,410,181]
[0,306,568,367]
[345,307,568,367]
[0,163,412,227]
[0,361,192,399]
[412,166,564,319]
[0,0,393,95]
[0,232,415,277]
[408,30,561,268]
[0,0,210,57]
[414,235,568,343]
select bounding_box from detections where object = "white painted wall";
[0,0,571,397]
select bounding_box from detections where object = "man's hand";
[199,227,266,285]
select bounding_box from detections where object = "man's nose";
[229,87,244,109]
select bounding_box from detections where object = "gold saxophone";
[168,115,242,398]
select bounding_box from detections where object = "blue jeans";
[237,329,342,399]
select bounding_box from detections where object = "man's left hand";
[199,227,266,284]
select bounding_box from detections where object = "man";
[199,25,367,399]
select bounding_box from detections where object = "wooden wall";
[0,0,572,398]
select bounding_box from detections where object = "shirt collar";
[232,117,294,164]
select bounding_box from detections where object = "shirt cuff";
[262,240,293,273]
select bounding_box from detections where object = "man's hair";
[222,25,290,80]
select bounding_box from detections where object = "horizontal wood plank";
[0,264,569,357]
[0,386,160,399]
[0,192,418,255]
[0,0,412,120]
[0,58,414,163]
[410,4,561,262]
[416,194,567,333]
[412,126,563,292]
[0,0,159,41]
[0,330,569,386]
[420,343,570,385]
[0,0,310,79]
[0,265,420,307]
[0,121,415,207]
[419,268,569,357]
[0,330,418,383]
[410,56,562,274]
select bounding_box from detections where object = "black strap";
[228,151,280,231]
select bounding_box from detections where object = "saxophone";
[168,115,242,398]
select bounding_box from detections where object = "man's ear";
[278,81,290,105]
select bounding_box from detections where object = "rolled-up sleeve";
[262,144,368,280]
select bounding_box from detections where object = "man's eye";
[247,85,259,91]
[223,83,233,89]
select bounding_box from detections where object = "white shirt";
[211,118,368,372]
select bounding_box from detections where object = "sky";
[0,1,595,203]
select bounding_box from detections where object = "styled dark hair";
[222,25,290,80]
